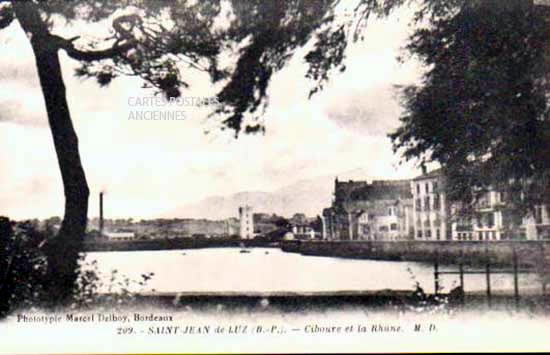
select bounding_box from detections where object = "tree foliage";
[390,0,550,213]
[6,0,354,134]
[0,217,49,316]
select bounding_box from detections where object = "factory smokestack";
[99,192,104,235]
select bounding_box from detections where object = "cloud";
[0,98,47,127]
[324,86,402,137]
[0,62,38,86]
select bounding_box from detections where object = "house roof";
[334,179,412,203]
[413,168,443,181]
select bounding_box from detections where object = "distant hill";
[162,168,374,220]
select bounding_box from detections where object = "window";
[417,184,420,194]
[415,199,421,211]
[425,230,432,238]
[434,213,441,227]
[488,213,495,228]
[436,229,440,239]
[425,182,429,194]
[434,193,440,210]
[424,196,431,211]
[417,230,423,238]
[390,223,398,231]
[388,207,393,216]
[479,195,489,208]
[476,215,482,228]
[379,226,389,232]
[433,181,438,191]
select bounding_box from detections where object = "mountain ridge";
[160,167,375,220]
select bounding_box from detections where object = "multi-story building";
[411,169,548,241]
[238,205,254,239]
[322,178,414,241]
[411,168,510,241]
[523,205,550,240]
[411,168,450,241]
[322,170,549,242]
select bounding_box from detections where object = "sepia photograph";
[1,0,550,353]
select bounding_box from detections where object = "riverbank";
[85,238,550,267]
[83,238,278,252]
[281,240,550,267]
[83,289,549,314]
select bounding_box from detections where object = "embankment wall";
[281,240,550,266]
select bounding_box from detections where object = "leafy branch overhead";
[389,0,550,212]
[2,0,369,135]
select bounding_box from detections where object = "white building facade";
[238,205,254,239]
[412,169,548,241]
[411,170,450,241]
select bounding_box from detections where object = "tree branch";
[0,3,14,30]
[55,35,137,62]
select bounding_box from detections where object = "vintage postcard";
[1,0,550,354]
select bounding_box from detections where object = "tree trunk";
[13,3,90,304]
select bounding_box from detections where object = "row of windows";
[416,229,441,239]
[415,195,442,211]
[362,223,400,233]
[378,223,399,232]
[416,181,439,195]
[457,231,498,241]
[416,216,442,228]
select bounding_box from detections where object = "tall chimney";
[99,192,104,235]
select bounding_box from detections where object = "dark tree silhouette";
[389,0,550,214]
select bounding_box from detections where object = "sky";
[0,3,424,220]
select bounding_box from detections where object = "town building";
[526,205,550,240]
[104,231,136,241]
[322,178,414,241]
[411,169,549,241]
[411,168,450,241]
[323,169,549,242]
[291,224,320,240]
[239,205,254,239]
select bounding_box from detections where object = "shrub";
[0,216,154,317]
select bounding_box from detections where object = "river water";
[82,247,540,294]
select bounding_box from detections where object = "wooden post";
[513,245,520,311]
[485,243,492,308]
[542,242,547,295]
[459,263,464,290]
[434,255,440,296]
[459,249,465,291]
